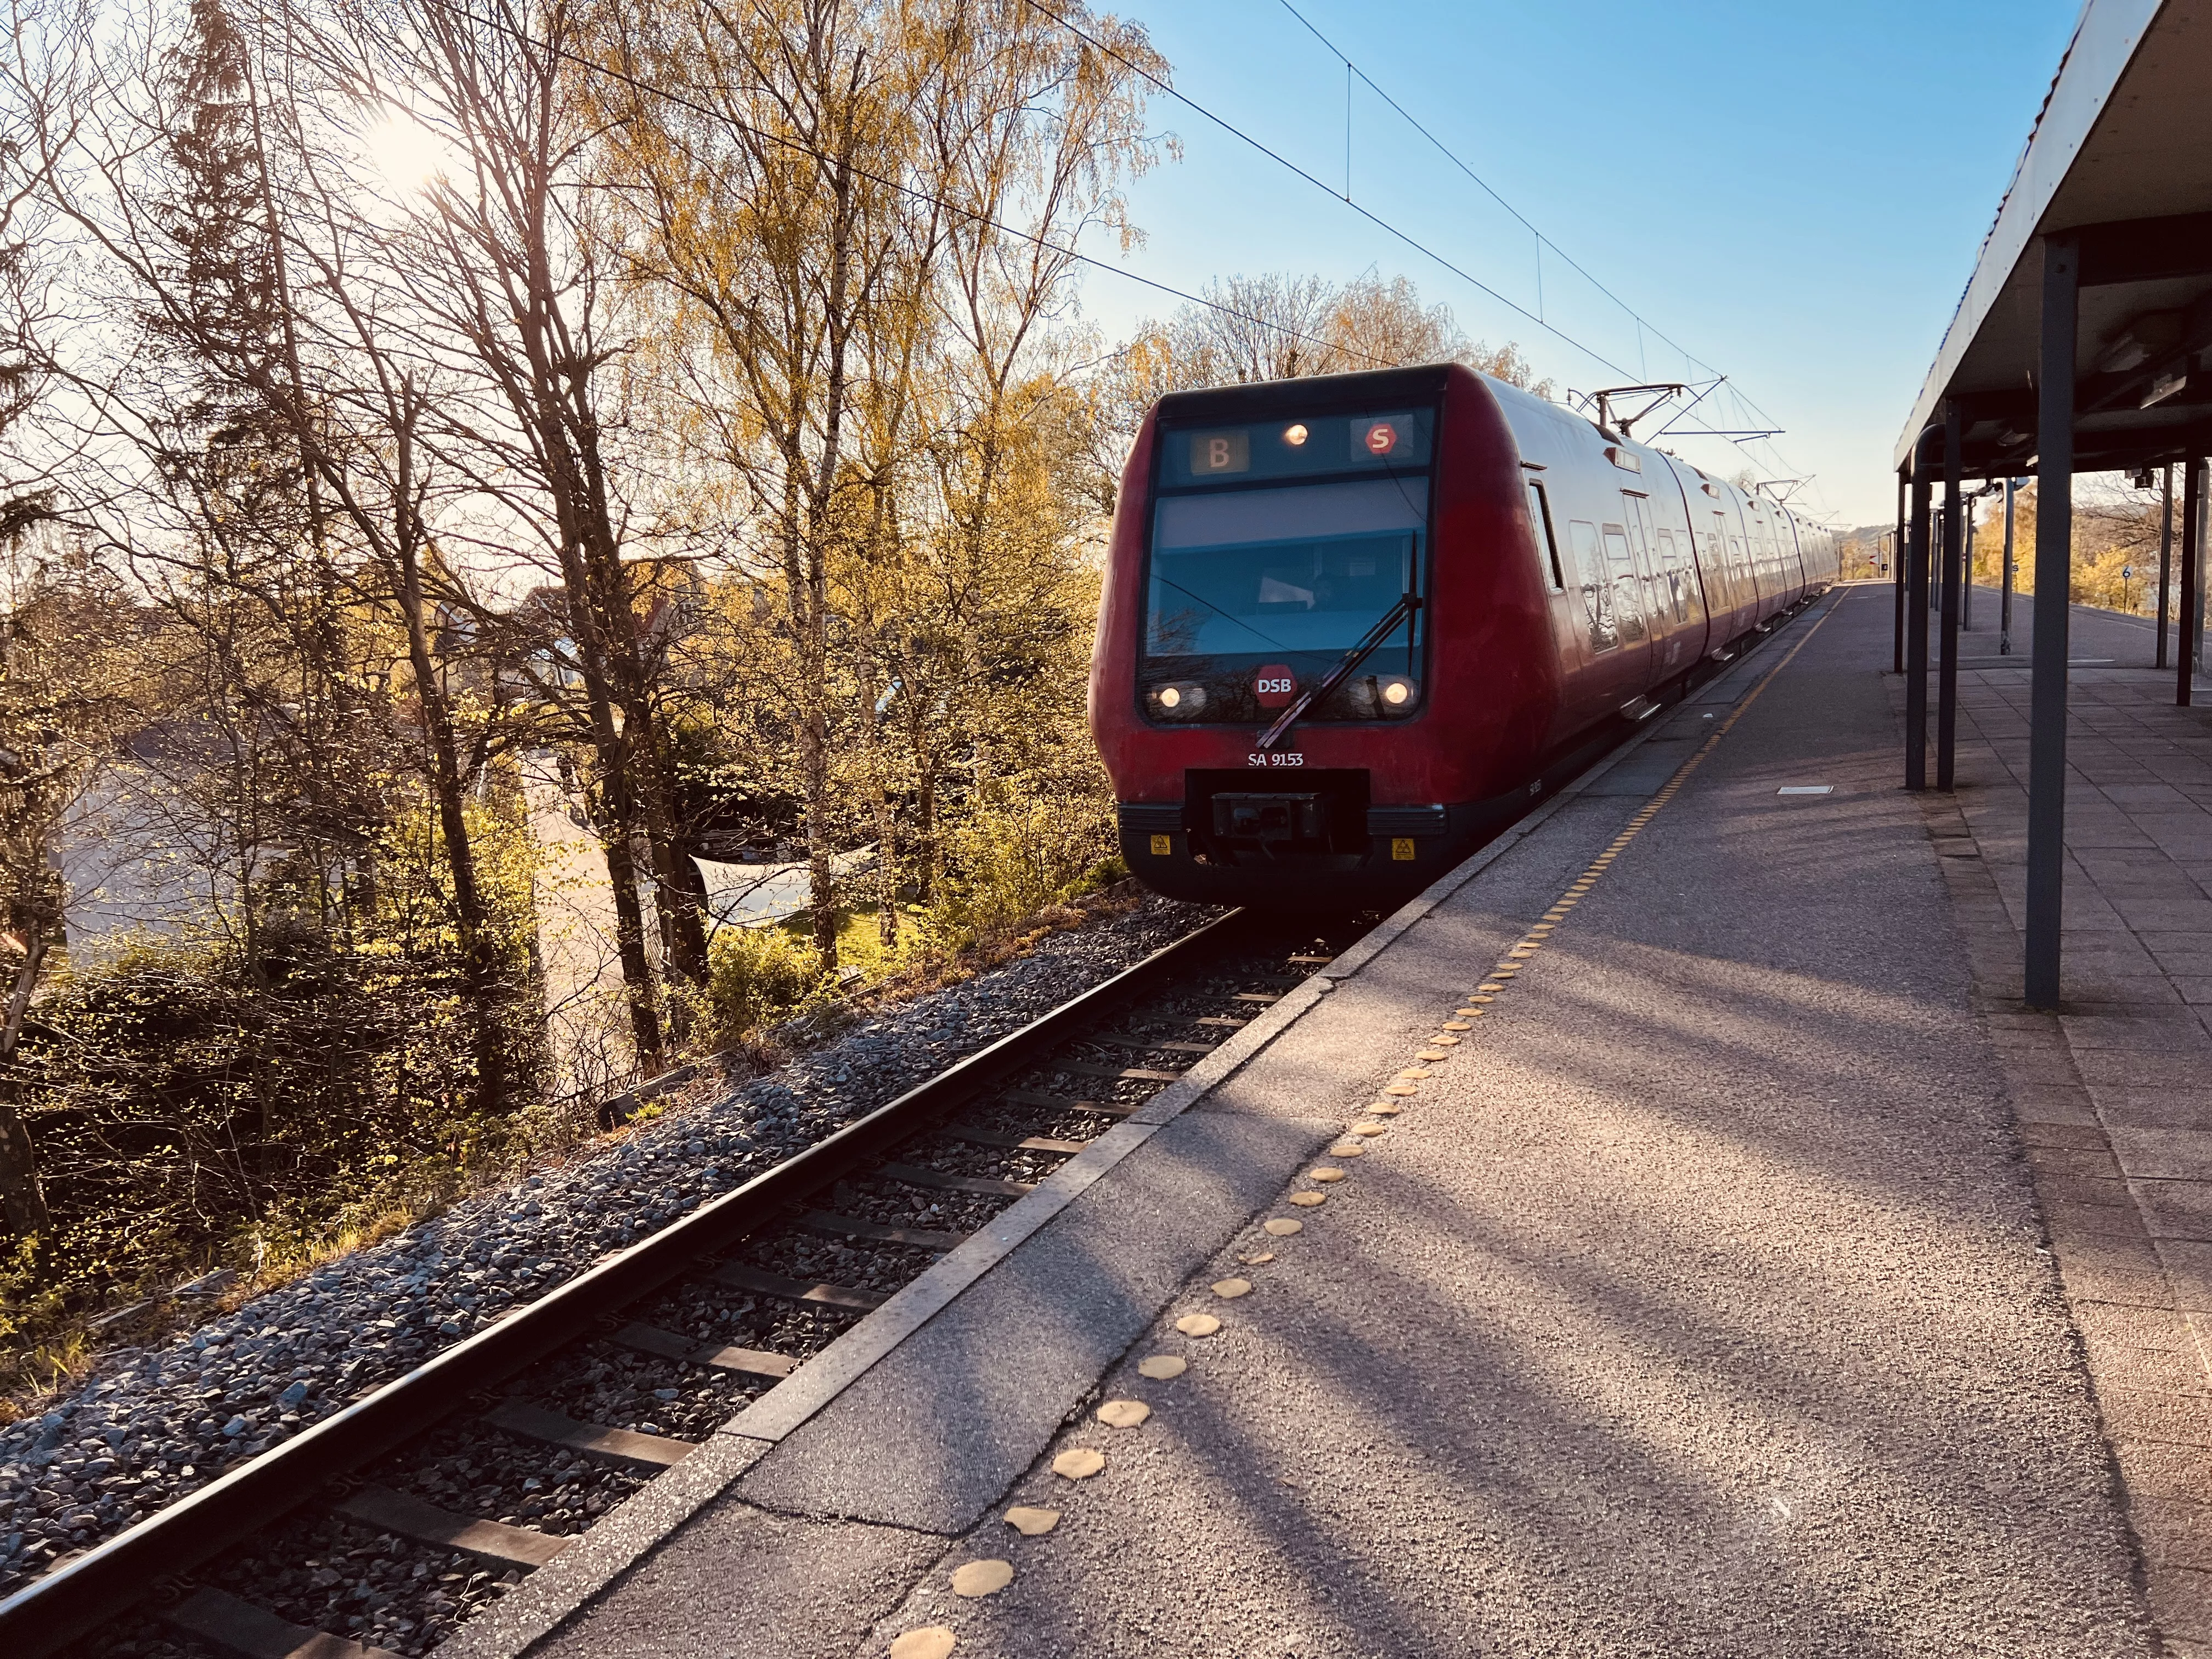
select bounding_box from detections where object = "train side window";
[1601,524,1646,642]
[1568,519,1615,652]
[1623,493,1662,630]
[1656,528,1690,621]
[1527,479,1564,592]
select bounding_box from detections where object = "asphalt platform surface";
[523,589,2159,1658]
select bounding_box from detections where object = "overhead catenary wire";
[435,0,1401,374]
[1267,0,1829,514]
[1018,0,1815,487]
[454,0,1830,516]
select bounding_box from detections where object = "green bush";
[6,917,540,1345]
[705,924,834,1043]
[924,789,1117,952]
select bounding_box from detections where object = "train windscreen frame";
[1138,405,1437,726]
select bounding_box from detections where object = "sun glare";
[364,110,456,196]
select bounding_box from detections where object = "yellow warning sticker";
[1391,837,1416,861]
[1150,833,1172,856]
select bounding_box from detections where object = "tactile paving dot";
[951,1559,1015,1597]
[1212,1277,1252,1299]
[891,1629,957,1659]
[1351,1122,1388,1137]
[1289,1192,1328,1206]
[1053,1448,1107,1479]
[1176,1313,1222,1336]
[1327,1143,1365,1158]
[1263,1218,1304,1235]
[1097,1399,1152,1429]
[1138,1355,1188,1379]
[1309,1168,1346,1183]
[1006,1505,1061,1534]
[1441,1020,1472,1031]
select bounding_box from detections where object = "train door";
[1624,489,1692,675]
[1709,512,1740,617]
[1525,475,1579,668]
[1655,527,1695,626]
[1599,519,1647,648]
[1620,492,1665,650]
[1779,510,1812,593]
[1729,518,1757,614]
[1566,519,1617,654]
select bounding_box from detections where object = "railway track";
[5,909,1357,1659]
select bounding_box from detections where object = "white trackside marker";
[1776,786,1833,795]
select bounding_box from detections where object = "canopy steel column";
[1893,475,1907,674]
[2025,234,2076,1011]
[2001,478,2017,655]
[1963,504,1977,630]
[1905,450,1934,791]
[2193,458,2209,685]
[2182,459,2203,707]
[2158,463,2174,670]
[1938,402,1963,790]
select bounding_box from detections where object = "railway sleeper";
[608,1319,798,1379]
[1001,1088,1138,1116]
[876,1161,1036,1198]
[164,1584,403,1659]
[1090,1032,1216,1054]
[797,1208,965,1250]
[479,1400,697,1468]
[332,1486,570,1571]
[708,1261,887,1313]
[1054,1060,1182,1083]
[942,1126,1088,1155]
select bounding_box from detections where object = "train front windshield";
[1140,408,1434,725]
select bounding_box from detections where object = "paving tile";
[2061,1016,2212,1053]
[2114,1437,2212,1501]
[2087,1088,2212,1129]
[2151,1566,2212,1643]
[2040,1172,2137,1208]
[2077,1300,2203,1354]
[2028,1144,2125,1178]
[2088,1353,2212,1407]
[2019,1122,2113,1149]
[2118,900,2212,933]
[2061,1257,2177,1310]
[2077,1051,2212,1088]
[2158,1243,2212,1314]
[2113,1132,2212,1181]
[2012,1087,2104,1126]
[2129,1180,2212,1241]
[2101,1389,2212,1445]
[2047,1198,2154,1241]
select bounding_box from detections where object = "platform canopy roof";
[1896,0,2212,479]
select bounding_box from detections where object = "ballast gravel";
[0,896,1211,1598]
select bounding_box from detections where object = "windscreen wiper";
[1255,591,1422,752]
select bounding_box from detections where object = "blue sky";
[1076,0,2087,529]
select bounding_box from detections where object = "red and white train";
[1088,362,1837,907]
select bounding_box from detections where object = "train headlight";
[1376,675,1420,716]
[1150,682,1207,718]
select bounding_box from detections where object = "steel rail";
[0,911,1248,1656]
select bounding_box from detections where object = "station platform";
[445,586,2183,1658]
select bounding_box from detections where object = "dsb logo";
[1252,665,1297,709]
